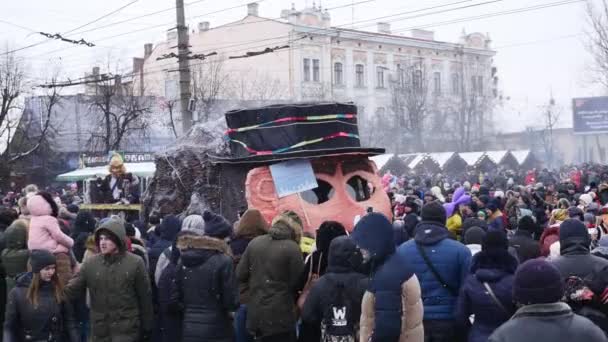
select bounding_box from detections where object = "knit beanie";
[202,211,233,239]
[29,249,57,273]
[568,206,584,221]
[514,259,563,305]
[518,215,536,232]
[584,213,596,226]
[421,201,447,225]
[67,204,79,214]
[580,193,593,207]
[482,230,508,253]
[182,215,205,235]
[464,226,486,245]
[559,219,590,244]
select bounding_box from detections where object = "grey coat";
[489,302,608,342]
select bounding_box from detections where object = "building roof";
[511,150,531,165]
[459,151,485,166]
[485,150,509,164]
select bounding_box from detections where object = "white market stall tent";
[459,152,486,166]
[56,162,156,182]
[485,150,510,164]
[369,154,395,171]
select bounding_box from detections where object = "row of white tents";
[370,150,535,173]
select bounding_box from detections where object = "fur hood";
[176,234,231,256]
[269,211,302,244]
[236,209,269,239]
[26,194,53,217]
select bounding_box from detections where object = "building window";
[433,72,441,95]
[376,66,385,88]
[313,59,320,82]
[334,62,343,85]
[451,73,460,95]
[471,76,477,95]
[413,69,422,90]
[303,58,310,82]
[477,75,483,96]
[396,64,405,88]
[355,64,365,87]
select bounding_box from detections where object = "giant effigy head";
[210,102,392,233]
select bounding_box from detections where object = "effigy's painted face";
[245,156,392,234]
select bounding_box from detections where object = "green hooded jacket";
[64,218,153,342]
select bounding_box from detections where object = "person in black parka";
[71,211,96,263]
[455,230,518,342]
[170,215,238,342]
[4,250,78,342]
[300,236,368,342]
[148,215,181,279]
[298,221,347,291]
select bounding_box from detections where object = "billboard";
[573,97,608,134]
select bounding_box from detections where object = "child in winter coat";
[26,192,74,285]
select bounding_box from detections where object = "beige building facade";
[133,3,497,126]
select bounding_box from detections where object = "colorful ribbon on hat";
[224,114,356,135]
[227,132,360,155]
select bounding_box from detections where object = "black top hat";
[209,102,385,164]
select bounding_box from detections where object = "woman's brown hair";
[26,271,64,308]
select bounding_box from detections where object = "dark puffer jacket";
[301,236,368,342]
[236,213,304,338]
[148,215,181,279]
[71,211,96,263]
[398,221,472,321]
[171,234,238,342]
[64,219,154,342]
[455,251,518,342]
[508,230,540,263]
[1,220,29,293]
[551,237,608,280]
[298,221,347,292]
[4,273,79,342]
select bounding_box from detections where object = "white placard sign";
[269,160,318,198]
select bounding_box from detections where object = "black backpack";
[321,277,357,342]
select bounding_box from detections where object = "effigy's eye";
[300,179,335,205]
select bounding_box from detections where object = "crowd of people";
[0,163,607,341]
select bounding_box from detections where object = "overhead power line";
[135,0,585,79]
[63,0,140,36]
[0,0,142,56]
[38,32,95,47]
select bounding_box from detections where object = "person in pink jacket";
[27,192,75,284]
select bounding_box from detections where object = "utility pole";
[176,0,193,134]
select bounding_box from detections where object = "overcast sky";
[0,0,600,132]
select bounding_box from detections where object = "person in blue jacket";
[397,201,472,342]
[351,212,424,342]
[455,230,518,342]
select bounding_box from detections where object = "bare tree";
[389,59,429,152]
[539,96,561,169]
[231,71,288,102]
[159,98,179,138]
[445,49,494,152]
[586,0,608,88]
[191,58,231,122]
[0,52,59,184]
[87,74,152,153]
